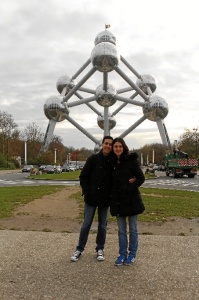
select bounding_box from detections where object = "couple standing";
[71,136,145,266]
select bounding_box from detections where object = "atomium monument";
[41,27,170,152]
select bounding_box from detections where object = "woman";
[110,137,145,266]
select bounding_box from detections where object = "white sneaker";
[97,249,105,261]
[71,250,82,262]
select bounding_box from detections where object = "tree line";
[0,110,198,169]
[0,110,93,168]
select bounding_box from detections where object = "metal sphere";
[94,144,101,153]
[143,95,168,122]
[94,30,117,46]
[97,114,116,130]
[56,75,76,95]
[91,42,120,72]
[136,74,157,94]
[96,84,117,107]
[44,95,69,122]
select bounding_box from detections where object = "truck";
[165,150,199,178]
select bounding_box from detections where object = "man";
[70,136,113,262]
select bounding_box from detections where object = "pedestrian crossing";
[143,178,199,192]
[0,179,79,187]
[0,178,198,191]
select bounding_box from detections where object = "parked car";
[44,165,55,174]
[153,165,159,171]
[158,165,166,171]
[22,165,34,172]
[39,165,47,171]
[62,164,70,172]
[55,166,62,173]
[69,165,77,171]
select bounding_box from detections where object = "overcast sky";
[1,0,198,150]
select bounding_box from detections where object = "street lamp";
[152,149,154,164]
[0,129,3,156]
[24,140,27,165]
[193,127,198,158]
[54,148,57,165]
[140,153,143,166]
[67,153,70,165]
[7,137,9,168]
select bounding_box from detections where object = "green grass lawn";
[139,187,199,221]
[0,172,198,222]
[71,187,199,222]
[0,185,66,218]
[28,170,156,180]
[29,170,81,180]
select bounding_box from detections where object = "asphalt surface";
[1,170,199,191]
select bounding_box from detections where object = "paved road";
[0,170,199,191]
[0,171,79,187]
[143,174,199,192]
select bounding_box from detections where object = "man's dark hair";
[102,135,113,143]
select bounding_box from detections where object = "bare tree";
[21,122,44,163]
[178,128,198,157]
[136,143,168,165]
[21,122,44,143]
[0,110,18,159]
[0,110,18,136]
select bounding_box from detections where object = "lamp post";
[24,141,27,165]
[152,149,154,164]
[7,137,9,168]
[140,153,143,166]
[67,153,70,165]
[193,127,198,158]
[54,148,57,165]
[0,129,2,154]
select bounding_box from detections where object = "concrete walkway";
[0,231,198,300]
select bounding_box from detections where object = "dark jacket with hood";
[79,150,112,207]
[110,152,145,217]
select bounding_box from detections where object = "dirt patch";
[0,185,198,236]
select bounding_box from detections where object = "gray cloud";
[0,0,198,150]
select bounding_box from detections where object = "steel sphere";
[44,95,69,122]
[96,84,117,107]
[94,144,101,153]
[91,42,120,72]
[136,74,157,94]
[143,95,168,121]
[56,75,76,95]
[94,30,117,46]
[97,114,116,130]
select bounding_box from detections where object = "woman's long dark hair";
[111,137,129,160]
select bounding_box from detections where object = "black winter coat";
[79,150,112,207]
[110,153,145,217]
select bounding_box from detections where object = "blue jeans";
[76,203,109,252]
[116,215,138,258]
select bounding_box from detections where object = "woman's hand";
[129,177,136,183]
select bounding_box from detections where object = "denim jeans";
[76,203,109,252]
[116,215,138,258]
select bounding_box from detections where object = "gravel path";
[0,230,198,300]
